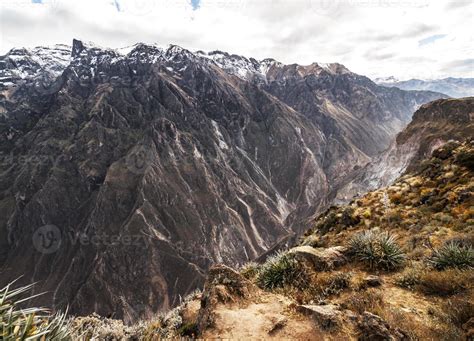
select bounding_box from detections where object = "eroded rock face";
[358,312,408,341]
[296,304,343,330]
[289,246,347,270]
[197,264,255,333]
[335,98,474,203]
[0,40,445,320]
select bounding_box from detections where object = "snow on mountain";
[0,44,71,86]
[4,39,470,101]
[1,40,357,90]
[374,76,399,84]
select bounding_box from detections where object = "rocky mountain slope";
[335,97,474,203]
[67,138,474,340]
[0,39,444,320]
[375,77,474,98]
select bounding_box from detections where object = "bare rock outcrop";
[296,304,343,329]
[290,246,348,270]
[362,276,384,288]
[358,312,408,341]
[196,264,256,333]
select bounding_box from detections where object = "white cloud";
[0,0,472,79]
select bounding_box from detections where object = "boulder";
[290,246,348,270]
[362,275,384,288]
[358,312,408,340]
[297,304,342,329]
[267,316,287,335]
[180,297,201,326]
[196,264,256,334]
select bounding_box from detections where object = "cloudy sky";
[0,0,472,80]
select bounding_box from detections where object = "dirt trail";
[201,292,325,340]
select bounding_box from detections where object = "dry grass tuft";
[417,269,473,296]
[342,289,385,316]
[441,294,474,327]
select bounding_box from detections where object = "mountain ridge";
[334,97,474,204]
[375,76,474,98]
[0,39,446,321]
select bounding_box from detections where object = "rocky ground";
[68,139,473,340]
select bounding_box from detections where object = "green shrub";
[301,234,325,248]
[317,272,352,297]
[349,230,406,270]
[239,262,260,280]
[341,207,360,227]
[0,281,72,340]
[315,209,338,235]
[177,322,198,337]
[429,242,474,270]
[256,251,307,290]
[432,142,459,160]
[395,265,423,290]
[455,149,474,170]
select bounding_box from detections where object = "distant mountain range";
[0,39,445,321]
[374,77,474,98]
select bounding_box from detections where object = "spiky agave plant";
[430,242,474,270]
[376,232,406,270]
[349,230,405,270]
[256,251,307,290]
[0,280,72,340]
[349,230,377,268]
[239,262,260,280]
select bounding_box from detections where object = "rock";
[296,304,342,329]
[196,265,257,334]
[344,309,359,322]
[362,275,383,288]
[267,317,287,335]
[180,297,201,326]
[358,312,408,341]
[208,265,254,296]
[290,246,348,270]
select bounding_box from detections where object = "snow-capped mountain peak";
[374,76,399,84]
[1,39,357,91]
[0,44,71,85]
